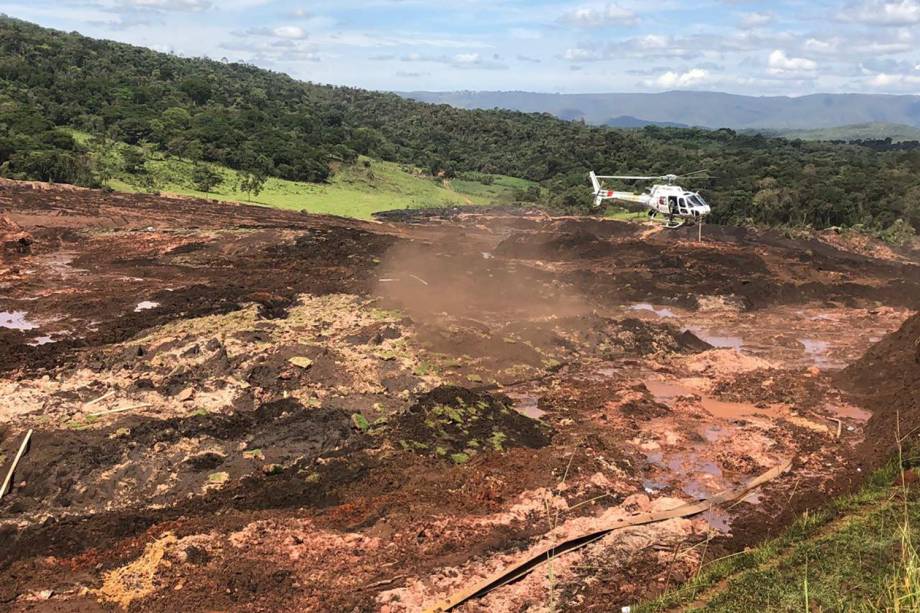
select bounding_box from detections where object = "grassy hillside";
[80,133,532,219]
[112,158,530,219]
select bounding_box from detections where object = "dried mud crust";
[0,180,919,611]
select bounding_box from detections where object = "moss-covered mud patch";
[390,386,552,462]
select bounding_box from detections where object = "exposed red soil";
[0,180,918,611]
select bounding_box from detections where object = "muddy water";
[505,392,547,420]
[827,402,871,422]
[0,311,38,331]
[646,379,785,419]
[629,303,676,318]
[689,330,744,350]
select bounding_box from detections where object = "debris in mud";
[0,211,32,254]
[389,386,552,462]
[95,532,178,608]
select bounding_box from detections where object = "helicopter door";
[668,196,678,214]
[678,197,688,215]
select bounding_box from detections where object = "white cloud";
[107,0,212,10]
[453,52,480,64]
[562,47,602,62]
[653,68,712,89]
[768,49,817,75]
[562,3,638,27]
[740,12,774,28]
[867,72,920,88]
[838,0,920,26]
[272,25,306,39]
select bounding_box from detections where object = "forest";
[0,16,919,235]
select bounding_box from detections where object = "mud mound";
[0,211,31,254]
[495,230,616,261]
[391,386,551,462]
[841,312,920,463]
[602,319,712,357]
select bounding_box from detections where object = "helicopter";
[589,171,712,229]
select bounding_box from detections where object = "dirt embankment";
[0,179,919,611]
[840,312,920,465]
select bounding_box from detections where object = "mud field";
[1,180,919,611]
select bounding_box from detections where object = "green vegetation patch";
[389,386,551,462]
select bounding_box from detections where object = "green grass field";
[82,134,536,220]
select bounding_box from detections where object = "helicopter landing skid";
[664,219,686,229]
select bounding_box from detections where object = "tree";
[238,170,266,199]
[192,164,222,194]
[122,149,146,174]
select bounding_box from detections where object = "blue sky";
[1,1,920,95]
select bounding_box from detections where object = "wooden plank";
[86,403,150,419]
[0,429,34,499]
[423,458,792,612]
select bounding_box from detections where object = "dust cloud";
[371,239,592,323]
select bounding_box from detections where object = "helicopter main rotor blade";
[596,175,658,181]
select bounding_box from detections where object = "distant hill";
[606,116,689,129]
[761,122,920,143]
[401,91,920,130]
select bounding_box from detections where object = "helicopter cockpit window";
[690,194,708,208]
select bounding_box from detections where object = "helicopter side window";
[678,197,687,213]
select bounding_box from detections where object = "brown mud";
[0,180,918,611]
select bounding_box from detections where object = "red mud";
[0,180,918,611]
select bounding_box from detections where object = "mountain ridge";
[400,90,920,130]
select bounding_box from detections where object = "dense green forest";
[1,16,919,236]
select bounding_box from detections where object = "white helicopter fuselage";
[589,172,712,224]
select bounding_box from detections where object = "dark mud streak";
[0,401,364,569]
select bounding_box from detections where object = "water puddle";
[688,329,744,350]
[700,507,732,533]
[629,303,675,318]
[0,311,39,331]
[700,424,731,443]
[700,397,785,420]
[506,393,547,420]
[27,336,56,346]
[646,380,695,403]
[800,338,845,369]
[648,451,726,500]
[828,403,871,423]
[42,253,84,277]
[134,301,160,312]
[646,378,785,419]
